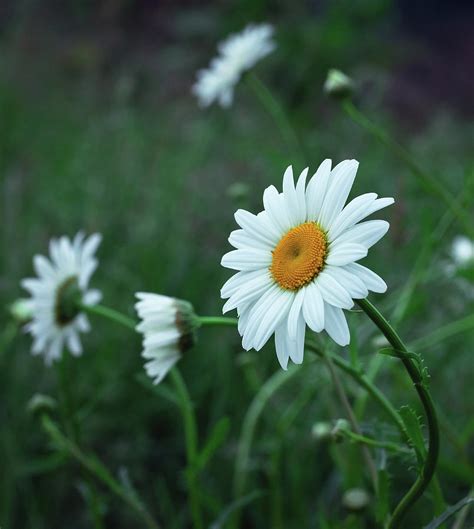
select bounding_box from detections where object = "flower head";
[22,232,102,364]
[192,23,275,108]
[221,160,393,369]
[135,293,198,384]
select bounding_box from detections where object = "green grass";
[1,7,474,528]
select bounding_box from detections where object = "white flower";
[22,232,102,365]
[450,236,474,267]
[192,23,275,108]
[135,293,197,384]
[221,160,394,369]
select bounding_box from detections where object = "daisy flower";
[221,160,394,369]
[21,232,102,364]
[135,293,198,384]
[192,23,275,108]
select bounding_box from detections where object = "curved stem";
[342,100,474,238]
[341,429,411,454]
[246,73,306,166]
[306,342,410,446]
[169,369,203,529]
[357,298,440,529]
[199,316,239,327]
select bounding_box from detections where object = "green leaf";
[195,417,230,473]
[209,490,265,529]
[423,496,474,529]
[399,405,426,465]
[375,464,391,524]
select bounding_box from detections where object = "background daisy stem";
[80,303,137,331]
[245,73,306,166]
[40,414,161,529]
[357,298,440,529]
[322,350,379,491]
[169,369,204,529]
[80,302,204,529]
[341,100,474,238]
[198,316,238,327]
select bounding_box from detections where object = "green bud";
[27,393,57,415]
[311,422,332,441]
[9,298,33,324]
[324,69,354,100]
[342,488,370,511]
[331,418,351,443]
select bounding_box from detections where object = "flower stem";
[357,298,440,529]
[41,414,160,529]
[169,369,203,529]
[80,303,136,331]
[246,73,306,166]
[342,100,474,238]
[340,429,412,454]
[198,316,238,327]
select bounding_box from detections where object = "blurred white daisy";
[22,233,102,364]
[450,236,474,268]
[192,23,275,108]
[135,293,198,384]
[221,160,394,369]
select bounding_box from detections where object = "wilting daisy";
[135,293,198,384]
[192,23,275,108]
[221,160,394,369]
[22,232,102,364]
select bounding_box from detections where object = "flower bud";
[342,488,370,511]
[9,298,33,324]
[27,393,57,415]
[311,422,333,442]
[331,418,351,443]
[324,69,354,100]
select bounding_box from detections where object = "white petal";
[66,330,82,356]
[33,255,56,280]
[318,159,359,228]
[282,165,301,226]
[234,209,279,246]
[302,282,325,332]
[223,272,272,313]
[326,242,368,266]
[221,248,272,271]
[315,270,353,309]
[305,159,332,221]
[82,289,102,306]
[229,229,269,250]
[221,270,265,299]
[76,314,91,332]
[324,303,350,346]
[288,313,306,364]
[263,185,292,233]
[324,265,368,299]
[295,167,309,222]
[334,220,389,249]
[328,193,377,241]
[345,263,387,293]
[274,324,289,370]
[287,288,305,340]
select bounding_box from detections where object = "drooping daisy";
[192,23,275,108]
[135,293,198,384]
[22,232,102,365]
[221,160,394,369]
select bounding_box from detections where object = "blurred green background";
[1,1,473,528]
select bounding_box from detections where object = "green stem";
[246,73,306,165]
[169,369,203,529]
[81,303,136,331]
[342,100,474,238]
[198,316,239,327]
[306,342,410,446]
[357,298,440,529]
[41,415,160,529]
[340,429,411,454]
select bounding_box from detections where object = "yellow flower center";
[270,222,328,290]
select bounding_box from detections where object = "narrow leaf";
[423,496,474,529]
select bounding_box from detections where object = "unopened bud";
[27,393,57,415]
[324,69,354,100]
[311,422,332,441]
[331,418,351,443]
[9,298,33,324]
[342,487,370,511]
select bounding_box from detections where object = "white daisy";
[221,160,394,369]
[135,293,198,384]
[450,236,474,268]
[22,232,102,365]
[192,23,275,108]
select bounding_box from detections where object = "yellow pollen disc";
[270,222,327,290]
